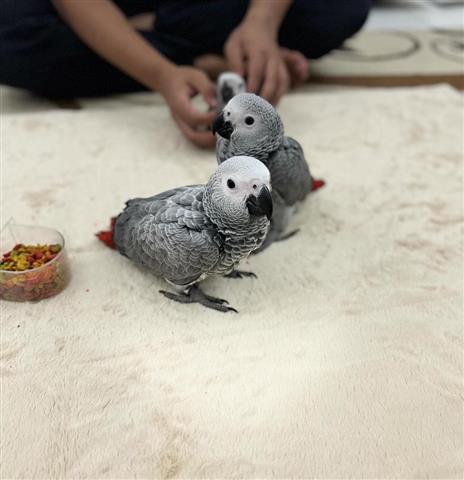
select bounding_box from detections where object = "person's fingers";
[298,59,310,83]
[173,112,216,149]
[247,50,265,93]
[274,62,290,106]
[294,51,309,77]
[280,48,309,86]
[174,90,216,128]
[260,57,280,104]
[290,50,309,84]
[189,71,218,110]
[224,38,245,76]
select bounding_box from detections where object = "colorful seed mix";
[0,243,70,301]
[0,243,61,271]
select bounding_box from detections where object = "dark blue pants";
[0,0,370,98]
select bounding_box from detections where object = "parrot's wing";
[124,185,201,206]
[269,136,312,205]
[216,137,230,164]
[115,186,223,286]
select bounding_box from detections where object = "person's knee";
[334,0,371,46]
[281,0,371,59]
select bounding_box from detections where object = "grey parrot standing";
[217,72,246,111]
[212,93,324,252]
[96,156,273,313]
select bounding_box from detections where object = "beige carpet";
[1,85,463,479]
[311,30,464,89]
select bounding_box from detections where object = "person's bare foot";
[194,54,227,80]
[194,49,309,86]
[280,48,309,86]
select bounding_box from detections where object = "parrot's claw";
[159,286,238,313]
[225,270,257,279]
[202,292,229,305]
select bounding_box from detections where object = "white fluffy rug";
[1,85,462,479]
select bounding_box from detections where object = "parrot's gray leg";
[224,270,257,279]
[275,229,300,242]
[251,228,279,254]
[159,286,238,313]
[252,227,300,255]
[251,237,273,254]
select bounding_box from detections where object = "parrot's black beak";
[212,112,233,139]
[246,186,273,221]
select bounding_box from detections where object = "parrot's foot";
[275,229,300,242]
[159,285,238,313]
[225,270,257,279]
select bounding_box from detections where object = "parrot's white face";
[220,157,270,201]
[206,156,273,223]
[212,93,284,154]
[223,101,267,141]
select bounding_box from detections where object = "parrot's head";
[204,156,273,229]
[217,72,246,109]
[212,93,284,155]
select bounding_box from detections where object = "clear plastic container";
[0,220,70,302]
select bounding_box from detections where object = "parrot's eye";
[245,116,255,126]
[252,184,257,189]
[227,179,236,189]
[226,112,230,116]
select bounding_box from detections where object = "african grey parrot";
[96,156,273,313]
[212,93,324,252]
[217,72,246,111]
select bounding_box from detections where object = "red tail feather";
[311,178,326,192]
[96,217,117,249]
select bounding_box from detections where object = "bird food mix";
[0,243,70,301]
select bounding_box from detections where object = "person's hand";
[280,47,310,87]
[157,66,217,148]
[224,20,290,105]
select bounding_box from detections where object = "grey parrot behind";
[96,156,273,313]
[212,93,324,252]
[217,72,246,111]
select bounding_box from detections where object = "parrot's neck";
[228,136,281,163]
[214,219,269,273]
[202,190,268,239]
[202,187,269,271]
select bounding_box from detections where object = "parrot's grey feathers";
[125,185,201,209]
[216,136,230,165]
[268,136,312,205]
[214,94,316,249]
[115,186,221,286]
[110,157,272,309]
